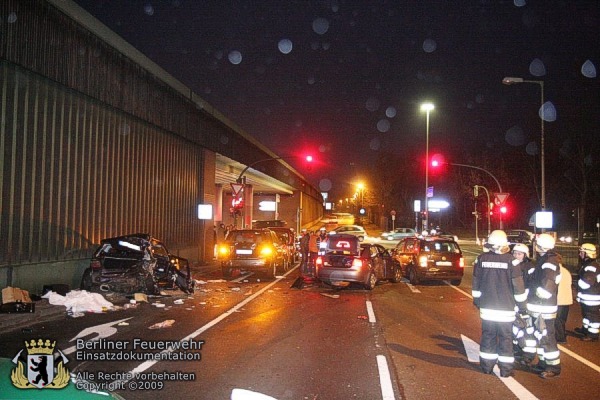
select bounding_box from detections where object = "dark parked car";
[80,233,195,294]
[506,229,535,253]
[392,236,464,285]
[217,228,287,278]
[315,234,402,290]
[269,227,299,263]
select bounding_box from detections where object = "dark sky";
[72,0,599,201]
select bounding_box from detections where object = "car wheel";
[391,265,403,283]
[450,279,462,286]
[80,268,93,291]
[408,267,420,285]
[364,271,377,290]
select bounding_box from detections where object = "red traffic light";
[430,153,445,168]
[500,206,507,214]
[305,155,313,162]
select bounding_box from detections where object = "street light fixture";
[357,182,365,206]
[502,76,545,211]
[420,102,434,231]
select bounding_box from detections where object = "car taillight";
[90,260,101,270]
[217,245,230,257]
[419,255,428,268]
[315,256,323,266]
[459,257,465,268]
[351,258,363,268]
[260,246,274,256]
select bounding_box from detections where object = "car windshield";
[231,231,264,244]
[421,241,460,254]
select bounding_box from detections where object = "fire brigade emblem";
[10,338,70,389]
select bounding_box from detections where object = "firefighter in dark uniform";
[523,233,562,379]
[576,243,600,342]
[472,230,527,378]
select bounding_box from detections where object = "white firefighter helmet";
[579,243,597,259]
[535,233,555,253]
[487,230,508,247]
[512,243,530,258]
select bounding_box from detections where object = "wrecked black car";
[80,233,195,295]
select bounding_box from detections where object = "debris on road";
[148,319,175,329]
[42,290,114,314]
[320,293,340,299]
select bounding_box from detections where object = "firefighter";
[511,243,533,358]
[523,233,562,379]
[472,230,527,378]
[575,243,600,342]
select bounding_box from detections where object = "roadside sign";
[494,192,509,205]
[231,183,244,196]
[427,186,434,198]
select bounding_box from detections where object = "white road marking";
[406,283,421,293]
[110,267,299,386]
[461,334,539,400]
[377,355,396,400]
[366,300,376,323]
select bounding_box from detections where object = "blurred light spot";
[228,50,243,65]
[505,125,525,146]
[319,145,328,153]
[514,0,526,6]
[8,12,17,23]
[331,2,340,12]
[322,42,331,50]
[539,101,556,122]
[466,101,474,109]
[143,4,154,16]
[214,50,223,60]
[529,58,546,76]
[313,18,330,35]
[475,94,485,104]
[307,75,316,85]
[422,39,437,53]
[385,106,397,118]
[526,141,538,156]
[278,39,293,54]
[220,135,229,145]
[319,178,333,192]
[377,119,390,133]
[581,59,597,78]
[370,138,381,150]
[366,97,380,112]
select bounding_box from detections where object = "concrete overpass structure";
[0,0,323,293]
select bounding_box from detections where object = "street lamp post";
[421,102,434,231]
[502,77,545,210]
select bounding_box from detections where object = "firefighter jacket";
[472,251,527,322]
[577,259,600,306]
[526,251,562,315]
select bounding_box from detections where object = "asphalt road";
[1,237,599,399]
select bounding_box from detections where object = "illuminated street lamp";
[357,182,365,206]
[420,102,434,231]
[502,77,545,211]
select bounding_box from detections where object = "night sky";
[72,0,599,210]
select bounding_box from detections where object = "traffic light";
[430,153,445,171]
[500,206,507,214]
[305,155,313,163]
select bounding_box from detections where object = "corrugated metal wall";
[0,62,203,266]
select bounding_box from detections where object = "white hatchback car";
[328,224,367,242]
